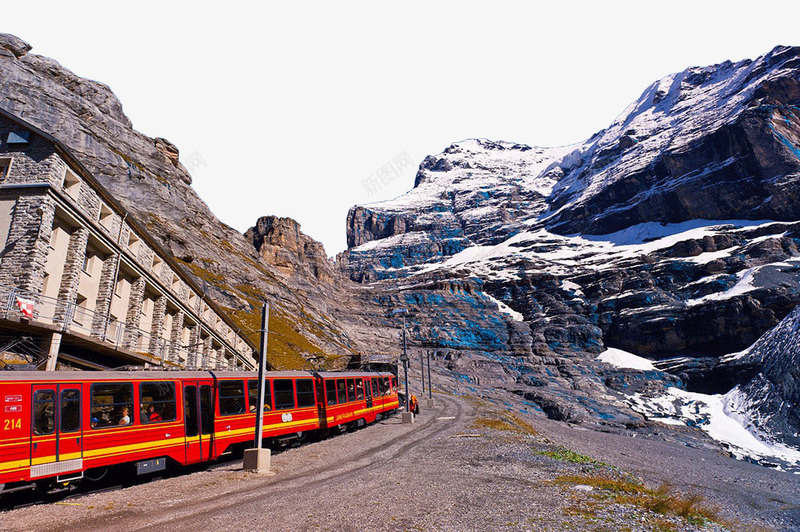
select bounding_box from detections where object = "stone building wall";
[0,114,255,368]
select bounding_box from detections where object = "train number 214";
[3,418,22,430]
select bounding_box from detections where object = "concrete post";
[149,295,167,355]
[123,277,145,349]
[243,448,271,474]
[45,331,62,371]
[168,310,185,365]
[54,226,89,323]
[92,253,119,337]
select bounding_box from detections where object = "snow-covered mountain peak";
[544,46,800,231]
[349,45,800,261]
[338,46,800,464]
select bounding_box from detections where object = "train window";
[371,378,379,398]
[90,382,133,428]
[273,379,295,410]
[247,379,272,412]
[272,379,295,410]
[219,380,245,415]
[296,379,315,408]
[200,385,214,435]
[346,378,356,402]
[60,389,81,433]
[336,379,347,404]
[33,390,55,435]
[140,382,176,423]
[380,378,389,396]
[184,386,198,437]
[325,380,337,405]
[355,379,364,400]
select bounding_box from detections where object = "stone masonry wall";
[0,192,55,296]
[0,116,254,366]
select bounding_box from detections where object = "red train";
[0,369,399,496]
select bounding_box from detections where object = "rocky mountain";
[340,46,800,446]
[4,31,800,457]
[0,33,373,368]
[722,305,800,447]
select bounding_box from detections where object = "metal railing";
[0,285,245,370]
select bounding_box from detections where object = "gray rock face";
[8,32,800,442]
[0,34,32,58]
[337,46,800,434]
[0,33,370,366]
[721,305,800,446]
[245,216,335,283]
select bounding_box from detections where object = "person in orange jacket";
[409,394,419,415]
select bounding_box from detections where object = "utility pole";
[244,303,270,473]
[426,350,435,407]
[402,311,409,412]
[254,303,269,446]
[389,308,413,424]
[420,351,426,397]
[427,351,433,398]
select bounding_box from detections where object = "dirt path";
[2,393,799,531]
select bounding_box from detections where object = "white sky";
[4,1,799,255]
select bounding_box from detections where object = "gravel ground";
[2,389,799,532]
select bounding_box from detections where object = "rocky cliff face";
[721,305,800,447]
[339,46,800,441]
[7,31,800,449]
[0,33,368,368]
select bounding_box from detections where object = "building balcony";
[0,285,250,371]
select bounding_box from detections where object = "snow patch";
[483,292,524,322]
[596,348,657,371]
[628,387,800,473]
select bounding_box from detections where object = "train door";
[364,378,373,410]
[183,381,214,464]
[30,383,83,477]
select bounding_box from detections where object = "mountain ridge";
[3,31,800,461]
[339,44,800,452]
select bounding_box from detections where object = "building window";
[0,158,11,181]
[127,232,140,255]
[152,255,163,276]
[141,297,153,317]
[73,295,89,326]
[98,204,114,232]
[6,130,30,145]
[62,168,80,198]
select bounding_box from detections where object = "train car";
[214,370,321,451]
[315,371,399,433]
[0,368,397,496]
[372,372,401,417]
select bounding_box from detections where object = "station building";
[0,108,257,370]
